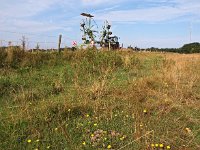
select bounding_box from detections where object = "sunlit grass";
[0,47,200,149]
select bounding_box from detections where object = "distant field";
[0,48,200,150]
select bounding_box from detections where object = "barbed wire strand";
[0,30,77,41]
[0,39,76,49]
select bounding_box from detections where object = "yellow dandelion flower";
[86,114,89,117]
[166,145,171,149]
[46,146,50,149]
[36,139,40,142]
[27,139,31,143]
[91,134,94,137]
[151,144,155,147]
[107,145,112,149]
[82,141,86,145]
[160,144,164,148]
[120,136,125,140]
[143,109,147,113]
[94,123,97,126]
[155,144,159,147]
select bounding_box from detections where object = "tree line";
[129,42,200,53]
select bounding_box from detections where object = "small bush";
[7,47,24,68]
[0,48,7,68]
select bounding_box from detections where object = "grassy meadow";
[0,47,200,150]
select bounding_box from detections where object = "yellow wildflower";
[143,109,147,113]
[91,134,94,137]
[107,145,112,149]
[82,141,86,145]
[36,139,40,142]
[94,123,97,126]
[54,128,58,131]
[47,146,50,149]
[185,127,192,133]
[151,144,155,147]
[86,114,89,117]
[166,145,171,149]
[27,139,31,143]
[120,136,125,141]
[160,144,164,148]
[68,109,71,112]
[155,144,159,147]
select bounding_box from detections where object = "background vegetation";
[0,47,200,150]
[129,42,200,54]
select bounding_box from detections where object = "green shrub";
[5,47,25,68]
[0,48,7,68]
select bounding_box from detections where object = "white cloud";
[0,0,76,34]
[0,0,60,18]
[95,0,200,23]
[82,0,110,5]
[81,0,127,6]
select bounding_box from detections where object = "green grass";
[0,48,200,150]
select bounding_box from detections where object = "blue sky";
[0,0,200,48]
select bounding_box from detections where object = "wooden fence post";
[0,40,2,47]
[58,34,62,53]
[108,41,111,51]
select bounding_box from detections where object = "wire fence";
[0,30,78,50]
